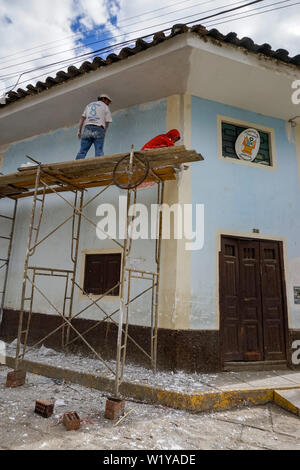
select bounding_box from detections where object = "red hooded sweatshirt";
[141,129,180,150]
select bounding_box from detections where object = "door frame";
[218,233,289,366]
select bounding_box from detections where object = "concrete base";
[4,355,300,414]
[274,389,300,416]
[105,397,125,420]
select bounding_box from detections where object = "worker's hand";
[77,130,81,139]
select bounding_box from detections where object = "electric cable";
[3,0,297,94]
[0,0,219,62]
[0,0,259,72]
[1,0,268,86]
[207,0,300,26]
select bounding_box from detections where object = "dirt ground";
[0,365,300,450]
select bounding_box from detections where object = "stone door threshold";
[224,360,288,372]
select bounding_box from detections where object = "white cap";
[99,93,112,103]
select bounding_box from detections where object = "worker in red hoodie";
[138,129,181,189]
[141,129,181,150]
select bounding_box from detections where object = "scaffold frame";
[0,199,17,326]
[0,145,203,397]
[11,150,164,397]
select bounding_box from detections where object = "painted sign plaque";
[235,128,260,162]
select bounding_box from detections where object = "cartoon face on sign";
[235,128,260,162]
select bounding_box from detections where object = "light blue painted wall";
[0,99,167,326]
[190,96,300,330]
[2,99,167,172]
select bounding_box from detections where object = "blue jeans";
[76,125,105,160]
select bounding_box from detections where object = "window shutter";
[84,253,121,295]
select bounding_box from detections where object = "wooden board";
[0,146,203,199]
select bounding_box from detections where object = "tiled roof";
[2,23,300,108]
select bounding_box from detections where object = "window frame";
[217,115,277,171]
[79,249,123,301]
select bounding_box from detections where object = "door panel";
[220,236,286,362]
[260,241,286,360]
[238,241,263,361]
[220,237,242,361]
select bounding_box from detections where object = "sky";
[0,0,299,96]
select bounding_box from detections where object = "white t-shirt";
[82,101,112,128]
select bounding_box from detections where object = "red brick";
[34,400,54,418]
[63,412,80,431]
[105,397,125,420]
[6,370,26,388]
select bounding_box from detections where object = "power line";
[0,0,253,73]
[2,42,139,93]
[207,0,300,26]
[2,37,141,90]
[0,36,139,81]
[0,0,218,63]
[0,0,274,84]
[117,0,216,24]
[203,0,295,25]
[0,0,272,93]
[4,0,296,94]
[1,0,267,84]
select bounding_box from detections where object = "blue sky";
[0,0,299,95]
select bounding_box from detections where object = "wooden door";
[220,236,286,362]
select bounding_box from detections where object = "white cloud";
[77,0,108,28]
[0,0,114,93]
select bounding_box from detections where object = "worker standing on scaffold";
[75,93,112,160]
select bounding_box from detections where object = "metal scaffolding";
[0,145,203,397]
[0,199,17,326]
[12,150,164,397]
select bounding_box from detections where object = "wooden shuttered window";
[83,253,121,296]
